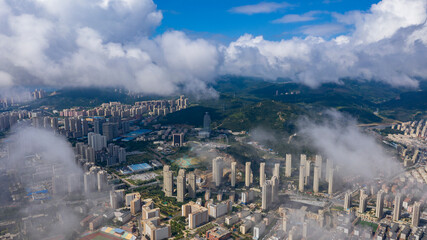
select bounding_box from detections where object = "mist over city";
[0,0,426,240]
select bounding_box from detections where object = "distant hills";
[23,77,427,131]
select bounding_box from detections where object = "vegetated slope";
[218,100,304,132]
[158,106,223,127]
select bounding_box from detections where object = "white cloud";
[0,0,427,98]
[0,0,219,97]
[298,110,401,179]
[221,0,427,88]
[273,11,322,23]
[0,71,13,86]
[229,2,291,15]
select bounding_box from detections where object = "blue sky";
[154,0,379,42]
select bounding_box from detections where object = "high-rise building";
[172,133,184,147]
[103,122,118,141]
[187,172,196,199]
[207,200,232,218]
[325,159,332,181]
[344,191,351,211]
[203,112,211,134]
[93,118,105,135]
[393,193,402,221]
[282,216,288,233]
[231,162,236,187]
[313,165,320,193]
[88,132,107,151]
[164,170,173,197]
[82,119,89,136]
[118,147,126,163]
[204,190,211,201]
[84,172,96,193]
[273,163,280,182]
[130,197,141,215]
[261,180,272,210]
[328,168,335,195]
[302,221,308,239]
[271,176,278,203]
[245,162,252,188]
[260,162,266,187]
[304,157,310,186]
[182,202,209,229]
[177,169,186,202]
[376,190,385,219]
[359,190,368,213]
[97,170,107,192]
[212,157,223,187]
[285,154,292,177]
[163,165,170,191]
[315,155,322,179]
[299,163,305,192]
[110,189,125,209]
[412,201,421,227]
[125,192,141,207]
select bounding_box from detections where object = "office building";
[245,162,252,187]
[260,162,266,187]
[285,154,292,177]
[376,190,385,219]
[393,193,402,221]
[172,133,184,147]
[177,169,186,202]
[231,162,236,187]
[187,172,196,199]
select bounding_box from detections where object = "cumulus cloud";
[221,0,427,88]
[298,110,401,179]
[229,2,291,15]
[0,0,427,97]
[0,0,219,97]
